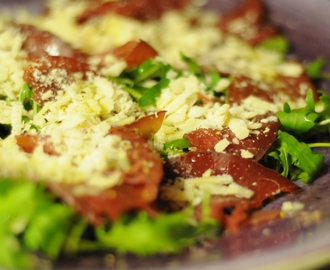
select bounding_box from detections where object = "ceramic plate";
[2,1,330,269]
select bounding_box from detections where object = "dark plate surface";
[2,1,330,269]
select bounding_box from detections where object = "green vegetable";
[257,35,289,55]
[0,179,76,269]
[0,178,219,269]
[180,52,203,76]
[180,52,224,94]
[265,89,330,183]
[138,63,171,107]
[113,59,172,107]
[95,209,219,256]
[305,57,330,79]
[266,130,324,183]
[19,83,41,114]
[277,89,330,136]
[164,138,191,152]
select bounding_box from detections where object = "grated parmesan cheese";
[160,173,254,206]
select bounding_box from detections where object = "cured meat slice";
[227,76,274,105]
[17,24,89,62]
[125,110,166,140]
[166,151,301,231]
[76,0,191,24]
[23,55,94,105]
[227,75,318,107]
[16,126,163,225]
[217,0,278,45]
[111,40,158,69]
[184,116,280,161]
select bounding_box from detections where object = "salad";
[0,0,330,268]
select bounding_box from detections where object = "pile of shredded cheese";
[0,0,309,200]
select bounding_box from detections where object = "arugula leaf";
[0,179,76,269]
[95,210,219,256]
[113,60,172,107]
[276,91,318,134]
[207,70,222,89]
[138,63,171,107]
[180,52,226,95]
[257,35,289,55]
[277,89,330,136]
[134,59,164,82]
[19,83,42,113]
[305,57,330,79]
[180,52,203,76]
[266,131,324,183]
[164,138,191,152]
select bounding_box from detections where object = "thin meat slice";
[23,55,94,105]
[48,126,163,224]
[166,151,301,231]
[15,134,58,156]
[125,110,167,140]
[76,0,191,24]
[16,126,163,225]
[18,24,157,71]
[227,76,274,105]
[217,0,278,46]
[227,75,318,107]
[111,40,158,70]
[17,24,89,62]
[185,115,280,161]
[274,73,319,101]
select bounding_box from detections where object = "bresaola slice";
[166,151,301,231]
[17,24,89,62]
[15,125,164,225]
[125,110,167,140]
[18,23,159,73]
[227,75,317,107]
[76,0,191,24]
[184,116,280,161]
[23,55,94,106]
[110,40,158,70]
[217,0,278,46]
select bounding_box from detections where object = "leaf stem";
[308,142,330,148]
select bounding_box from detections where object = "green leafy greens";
[277,89,330,136]
[19,83,41,114]
[265,88,330,183]
[306,57,330,79]
[113,54,226,108]
[257,35,289,55]
[0,179,219,269]
[95,210,218,256]
[111,59,172,107]
[266,131,324,183]
[0,179,76,269]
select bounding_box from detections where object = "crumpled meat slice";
[166,151,301,231]
[17,24,89,62]
[111,40,158,69]
[228,75,318,106]
[274,73,319,101]
[15,134,58,155]
[184,115,280,161]
[217,0,277,45]
[23,55,94,106]
[76,0,191,24]
[16,126,163,225]
[227,76,274,105]
[18,24,158,71]
[125,110,166,140]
